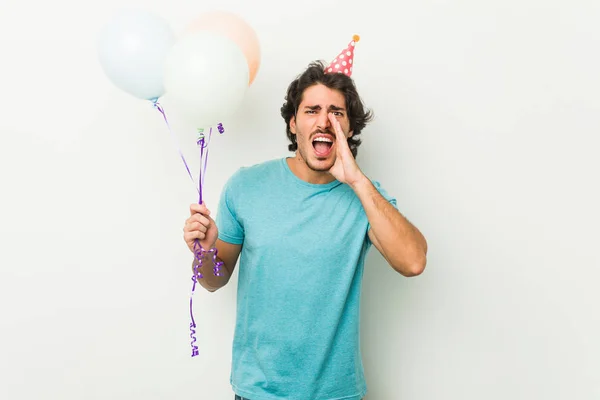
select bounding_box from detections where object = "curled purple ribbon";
[189,239,224,357]
[151,99,227,357]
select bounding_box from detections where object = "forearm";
[351,174,428,275]
[191,253,232,292]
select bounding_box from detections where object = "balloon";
[183,11,260,86]
[97,10,175,100]
[163,31,249,129]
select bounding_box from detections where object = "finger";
[184,221,207,233]
[190,203,210,216]
[184,231,205,242]
[190,203,211,216]
[328,113,346,140]
[329,116,349,154]
[186,214,209,226]
[189,214,211,227]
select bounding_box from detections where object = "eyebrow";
[303,105,346,112]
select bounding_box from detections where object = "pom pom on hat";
[325,35,360,76]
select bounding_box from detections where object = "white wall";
[1,0,598,399]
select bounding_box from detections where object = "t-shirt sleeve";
[372,180,398,209]
[366,180,398,245]
[215,174,245,245]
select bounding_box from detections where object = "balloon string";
[152,99,199,194]
[149,100,227,358]
[188,124,225,358]
[197,124,224,204]
[189,240,224,357]
[202,128,211,193]
[199,123,225,202]
[196,132,208,204]
[190,255,200,357]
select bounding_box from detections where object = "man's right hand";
[183,203,219,254]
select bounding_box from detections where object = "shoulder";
[224,157,283,190]
[238,158,282,176]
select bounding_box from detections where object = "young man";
[183,37,428,400]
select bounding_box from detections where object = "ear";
[290,115,297,135]
[347,129,354,138]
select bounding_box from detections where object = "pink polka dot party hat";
[325,35,360,76]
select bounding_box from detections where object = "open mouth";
[312,136,334,157]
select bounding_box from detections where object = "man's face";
[290,84,353,172]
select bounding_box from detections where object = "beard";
[296,130,336,172]
[300,148,334,172]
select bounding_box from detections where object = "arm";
[351,176,427,277]
[325,113,427,277]
[192,239,241,292]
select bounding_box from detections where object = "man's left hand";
[328,113,365,186]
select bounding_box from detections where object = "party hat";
[325,35,360,76]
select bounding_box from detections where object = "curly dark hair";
[280,60,373,158]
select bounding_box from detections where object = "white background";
[1,0,598,399]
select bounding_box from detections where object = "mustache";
[311,129,334,136]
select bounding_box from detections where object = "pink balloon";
[184,11,261,86]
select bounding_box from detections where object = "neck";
[286,154,336,185]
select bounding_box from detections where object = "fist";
[183,203,218,253]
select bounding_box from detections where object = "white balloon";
[163,32,249,128]
[97,10,175,100]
